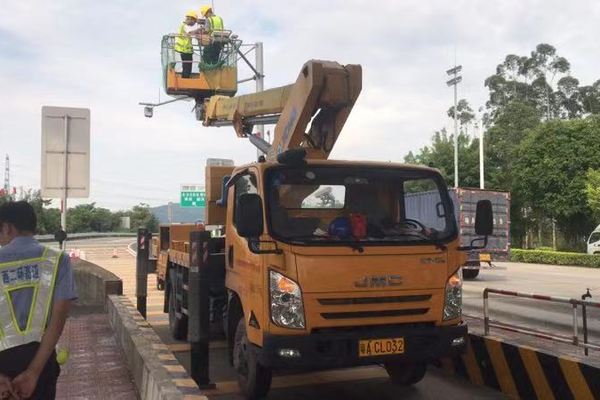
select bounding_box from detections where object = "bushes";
[510,249,600,268]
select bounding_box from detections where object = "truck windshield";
[265,166,456,245]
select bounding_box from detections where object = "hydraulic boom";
[200,60,362,160]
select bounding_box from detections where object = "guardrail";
[483,288,600,355]
[36,232,137,242]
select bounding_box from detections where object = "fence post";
[136,228,149,318]
[571,302,579,346]
[188,231,215,389]
[483,288,490,335]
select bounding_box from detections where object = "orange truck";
[151,60,494,399]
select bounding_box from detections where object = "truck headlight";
[443,269,462,321]
[270,270,305,329]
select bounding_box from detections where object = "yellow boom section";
[201,60,362,160]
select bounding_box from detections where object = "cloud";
[1,0,599,209]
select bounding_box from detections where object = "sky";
[1,0,599,210]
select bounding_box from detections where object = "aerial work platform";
[161,32,240,98]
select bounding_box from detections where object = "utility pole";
[446,65,462,188]
[3,155,9,193]
[478,121,484,189]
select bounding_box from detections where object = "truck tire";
[168,272,188,340]
[233,319,272,399]
[384,361,427,386]
[462,268,480,280]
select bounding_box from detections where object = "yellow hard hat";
[185,10,198,19]
[200,5,212,16]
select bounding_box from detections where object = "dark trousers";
[203,43,223,65]
[180,52,193,78]
[0,342,60,400]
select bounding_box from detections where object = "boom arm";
[200,60,362,160]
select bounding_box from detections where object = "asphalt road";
[463,262,600,344]
[66,236,600,398]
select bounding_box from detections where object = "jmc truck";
[152,60,494,399]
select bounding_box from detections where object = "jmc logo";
[354,275,403,288]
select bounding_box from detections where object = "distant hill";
[151,204,205,224]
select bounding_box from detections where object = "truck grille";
[321,308,429,320]
[315,293,433,322]
[318,294,431,306]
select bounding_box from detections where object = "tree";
[404,129,480,188]
[484,43,583,122]
[513,117,600,248]
[585,168,600,222]
[67,204,96,233]
[447,99,476,135]
[128,203,159,232]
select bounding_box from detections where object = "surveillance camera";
[144,106,153,118]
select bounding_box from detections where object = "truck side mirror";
[235,193,264,238]
[474,200,493,236]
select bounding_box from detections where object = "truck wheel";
[462,268,480,280]
[385,361,427,386]
[233,319,272,399]
[168,279,188,340]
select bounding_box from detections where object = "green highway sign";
[180,184,206,208]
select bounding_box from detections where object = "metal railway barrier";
[483,288,600,355]
[437,333,600,400]
[438,287,600,399]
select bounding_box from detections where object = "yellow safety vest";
[0,247,60,351]
[207,15,224,33]
[174,22,193,54]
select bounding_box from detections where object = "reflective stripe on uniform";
[0,247,60,351]
[174,22,193,53]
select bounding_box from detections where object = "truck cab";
[214,157,492,398]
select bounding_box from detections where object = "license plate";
[358,338,404,357]
[480,253,491,262]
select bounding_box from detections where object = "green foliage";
[513,117,600,246]
[404,129,481,188]
[484,43,600,122]
[128,203,159,232]
[510,249,600,268]
[447,99,476,129]
[584,168,600,221]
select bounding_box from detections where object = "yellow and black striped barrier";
[438,334,599,400]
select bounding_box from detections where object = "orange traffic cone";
[112,248,118,258]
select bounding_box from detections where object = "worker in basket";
[175,10,199,78]
[199,5,225,66]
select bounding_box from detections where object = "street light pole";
[446,65,462,188]
[479,122,484,189]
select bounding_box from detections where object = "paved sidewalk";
[56,313,139,399]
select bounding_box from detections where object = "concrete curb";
[107,295,208,400]
[437,333,600,399]
[72,259,123,309]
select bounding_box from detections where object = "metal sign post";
[188,230,215,388]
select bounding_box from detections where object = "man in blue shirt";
[0,201,77,399]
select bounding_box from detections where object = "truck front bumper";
[257,322,467,370]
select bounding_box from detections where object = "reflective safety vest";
[0,247,60,351]
[174,22,193,54]
[207,15,224,33]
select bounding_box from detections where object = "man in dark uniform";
[0,201,77,399]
